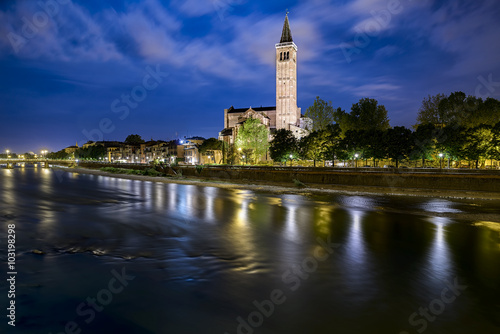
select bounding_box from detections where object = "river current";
[0,167,499,334]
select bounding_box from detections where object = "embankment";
[77,162,500,195]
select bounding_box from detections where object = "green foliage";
[415,94,446,128]
[412,124,437,167]
[304,96,335,131]
[384,126,413,168]
[195,165,205,174]
[293,179,306,188]
[47,150,71,160]
[436,125,467,162]
[23,152,36,159]
[463,125,493,168]
[334,98,390,133]
[199,138,226,164]
[99,167,163,176]
[76,145,106,160]
[416,92,500,128]
[492,122,500,160]
[269,129,298,163]
[235,117,270,164]
[299,130,329,167]
[124,134,145,145]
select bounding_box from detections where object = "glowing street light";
[354,153,359,168]
[289,154,293,167]
[438,153,444,169]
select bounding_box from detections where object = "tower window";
[287,52,290,60]
[280,52,282,61]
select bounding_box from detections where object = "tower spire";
[280,12,293,43]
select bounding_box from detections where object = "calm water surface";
[0,167,499,334]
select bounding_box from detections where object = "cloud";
[0,1,123,61]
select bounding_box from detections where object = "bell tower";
[276,13,299,130]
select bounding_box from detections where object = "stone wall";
[175,166,500,193]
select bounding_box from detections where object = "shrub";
[293,179,306,188]
[195,165,205,174]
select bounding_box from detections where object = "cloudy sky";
[1,0,499,153]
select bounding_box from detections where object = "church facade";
[219,14,310,144]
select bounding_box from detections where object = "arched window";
[287,52,290,60]
[280,52,282,61]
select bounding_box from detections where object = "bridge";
[0,159,75,169]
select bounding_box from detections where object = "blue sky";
[1,0,499,153]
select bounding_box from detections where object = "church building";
[219,14,310,144]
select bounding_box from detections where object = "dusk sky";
[1,0,499,153]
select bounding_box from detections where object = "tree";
[492,122,500,161]
[199,138,225,163]
[463,125,493,168]
[362,129,386,166]
[299,130,329,167]
[412,124,437,167]
[415,93,446,128]
[334,98,390,133]
[304,97,335,131]
[235,118,270,164]
[23,152,36,159]
[322,124,343,162]
[416,92,500,129]
[269,129,298,165]
[436,125,467,165]
[76,145,106,160]
[384,126,413,168]
[47,150,71,160]
[125,134,145,145]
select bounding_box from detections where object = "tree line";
[269,94,500,168]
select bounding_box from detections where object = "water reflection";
[427,216,453,281]
[421,198,462,213]
[346,210,367,265]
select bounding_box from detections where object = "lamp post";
[354,153,359,168]
[289,154,293,167]
[242,155,246,165]
[6,150,9,159]
[439,153,443,169]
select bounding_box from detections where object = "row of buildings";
[65,137,213,165]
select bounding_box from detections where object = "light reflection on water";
[0,168,499,334]
[427,217,453,282]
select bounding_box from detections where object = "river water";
[0,167,499,334]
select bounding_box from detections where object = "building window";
[280,52,282,61]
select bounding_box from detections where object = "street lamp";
[289,154,293,167]
[6,150,9,159]
[242,155,246,165]
[354,153,359,168]
[438,153,443,169]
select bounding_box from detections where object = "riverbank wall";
[78,162,500,193]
